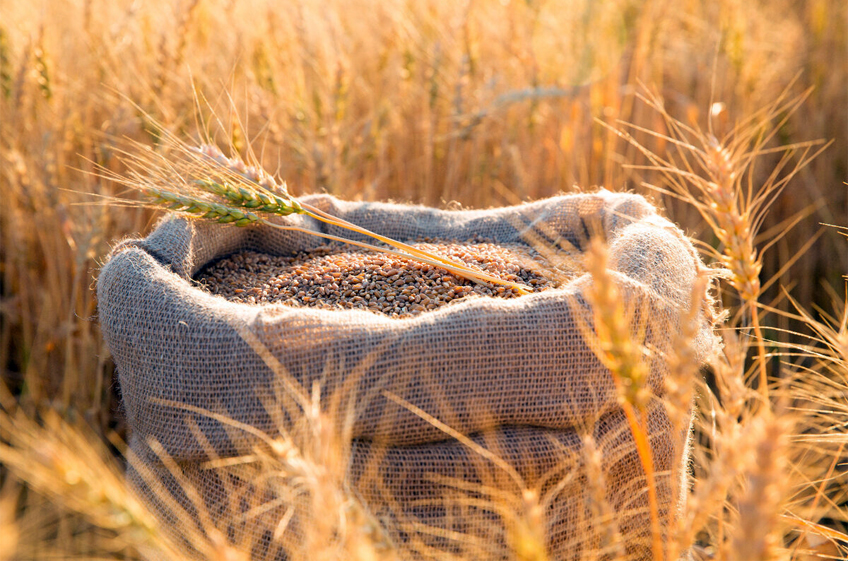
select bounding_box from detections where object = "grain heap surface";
[196,240,582,317]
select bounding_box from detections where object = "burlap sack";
[97,190,719,560]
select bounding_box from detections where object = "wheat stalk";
[104,133,530,294]
[606,85,830,401]
[574,237,663,561]
[729,412,792,561]
[192,144,531,291]
[0,409,191,560]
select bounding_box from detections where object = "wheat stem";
[298,201,529,292]
[581,237,663,561]
[260,220,525,288]
[191,144,530,292]
[143,185,528,291]
[622,402,662,561]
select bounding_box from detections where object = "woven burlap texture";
[98,190,719,561]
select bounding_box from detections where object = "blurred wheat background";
[0,0,847,559]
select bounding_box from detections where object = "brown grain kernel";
[196,240,581,318]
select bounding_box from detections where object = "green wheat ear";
[146,187,260,227]
[193,179,303,216]
[133,141,531,293]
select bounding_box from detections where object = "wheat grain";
[196,241,567,316]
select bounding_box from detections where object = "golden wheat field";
[1,0,848,560]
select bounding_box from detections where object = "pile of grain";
[196,240,582,317]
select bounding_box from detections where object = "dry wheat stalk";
[0,410,193,561]
[574,237,662,561]
[607,86,830,401]
[729,412,792,561]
